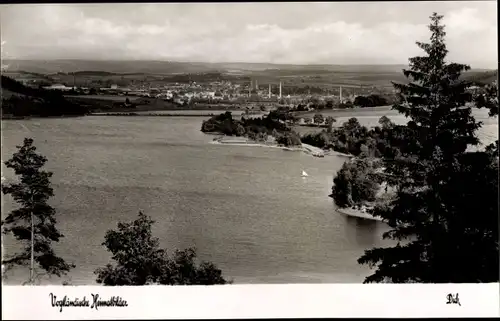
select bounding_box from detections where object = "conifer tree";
[475,81,498,117]
[1,138,74,284]
[358,13,499,283]
[475,81,499,157]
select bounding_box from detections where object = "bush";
[313,113,324,125]
[201,111,290,138]
[331,158,381,208]
[301,132,330,148]
[276,131,302,147]
[353,94,388,108]
[95,212,230,285]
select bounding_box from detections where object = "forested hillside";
[1,76,88,117]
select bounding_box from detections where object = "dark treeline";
[292,101,355,111]
[201,111,301,146]
[2,75,49,97]
[201,109,406,154]
[301,115,404,157]
[353,94,389,108]
[1,76,88,117]
[288,93,392,111]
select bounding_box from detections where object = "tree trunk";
[30,209,34,285]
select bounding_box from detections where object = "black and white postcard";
[1,1,498,319]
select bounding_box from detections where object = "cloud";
[1,2,497,68]
[445,7,492,33]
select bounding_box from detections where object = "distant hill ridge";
[3,59,415,75]
[463,69,498,85]
[4,59,495,78]
[3,60,496,86]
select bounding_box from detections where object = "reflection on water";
[354,217,378,246]
[344,215,386,247]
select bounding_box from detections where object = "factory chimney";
[255,80,258,90]
[339,86,343,103]
[268,84,271,99]
[279,81,282,99]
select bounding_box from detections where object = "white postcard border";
[2,284,500,319]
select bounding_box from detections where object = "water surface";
[1,108,497,285]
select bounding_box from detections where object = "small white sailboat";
[301,170,309,177]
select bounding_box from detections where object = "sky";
[0,2,498,68]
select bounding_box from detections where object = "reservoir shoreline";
[210,135,354,159]
[1,112,496,285]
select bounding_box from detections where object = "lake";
[1,108,497,285]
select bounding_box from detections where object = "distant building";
[43,84,74,91]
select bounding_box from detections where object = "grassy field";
[292,125,324,136]
[292,105,398,136]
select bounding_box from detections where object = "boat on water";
[336,206,384,222]
[301,170,309,177]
